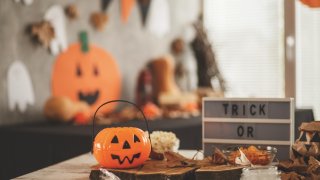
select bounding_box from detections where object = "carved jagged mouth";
[111,153,141,165]
[78,90,100,105]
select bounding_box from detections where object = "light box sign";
[202,98,294,160]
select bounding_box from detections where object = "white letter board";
[202,98,294,160]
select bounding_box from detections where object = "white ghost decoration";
[7,61,35,113]
[14,0,34,6]
[44,5,67,55]
[146,0,170,37]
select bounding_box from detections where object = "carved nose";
[123,140,131,149]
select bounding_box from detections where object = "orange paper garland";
[300,0,320,8]
[121,0,136,22]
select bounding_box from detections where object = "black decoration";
[101,0,113,12]
[304,156,309,164]
[76,65,82,77]
[78,90,100,105]
[111,135,119,143]
[191,22,226,90]
[305,144,312,151]
[310,132,320,142]
[134,134,141,143]
[111,153,141,164]
[137,0,151,26]
[299,131,307,142]
[292,148,302,158]
[123,140,131,149]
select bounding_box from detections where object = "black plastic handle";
[91,100,152,152]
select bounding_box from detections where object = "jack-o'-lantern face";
[93,127,151,168]
[52,43,121,114]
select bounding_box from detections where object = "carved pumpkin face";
[52,43,121,114]
[93,127,151,168]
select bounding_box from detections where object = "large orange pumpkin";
[52,43,121,114]
[93,127,151,168]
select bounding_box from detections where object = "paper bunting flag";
[45,5,68,55]
[14,0,33,6]
[121,0,136,22]
[300,0,320,8]
[137,0,151,26]
[101,0,113,11]
[7,61,35,113]
[146,0,170,37]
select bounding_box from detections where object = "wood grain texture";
[15,150,244,180]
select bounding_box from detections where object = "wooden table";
[15,150,203,180]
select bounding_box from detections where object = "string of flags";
[101,0,170,36]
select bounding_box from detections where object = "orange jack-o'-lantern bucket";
[92,100,152,169]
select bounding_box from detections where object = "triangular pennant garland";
[310,132,320,142]
[299,131,307,142]
[305,144,312,151]
[137,0,151,26]
[101,0,113,11]
[121,0,136,22]
[300,0,320,8]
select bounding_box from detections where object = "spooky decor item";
[93,100,152,169]
[65,4,79,20]
[136,66,153,106]
[52,32,121,114]
[14,0,33,6]
[149,55,199,118]
[44,5,68,55]
[31,21,55,48]
[300,0,320,8]
[149,55,180,103]
[171,37,198,92]
[44,96,91,124]
[291,121,320,164]
[90,12,108,31]
[7,61,35,113]
[191,22,226,92]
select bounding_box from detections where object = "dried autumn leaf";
[280,172,306,180]
[212,147,227,165]
[65,4,79,19]
[307,156,320,179]
[90,12,108,31]
[31,21,55,48]
[164,151,196,168]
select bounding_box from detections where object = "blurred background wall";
[0,0,199,125]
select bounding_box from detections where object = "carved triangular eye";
[134,135,140,143]
[111,135,119,143]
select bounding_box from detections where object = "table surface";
[14,150,203,180]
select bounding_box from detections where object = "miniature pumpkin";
[93,127,151,168]
[52,43,121,114]
[44,96,91,123]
